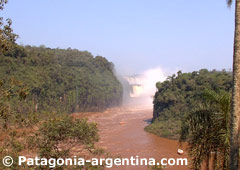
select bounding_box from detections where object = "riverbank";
[73,107,189,170]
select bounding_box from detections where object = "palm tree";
[180,90,230,170]
[227,0,240,169]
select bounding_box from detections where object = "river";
[74,106,189,170]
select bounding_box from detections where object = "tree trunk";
[230,0,240,169]
[206,154,210,170]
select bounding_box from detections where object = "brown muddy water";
[74,106,189,170]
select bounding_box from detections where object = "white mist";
[123,67,171,109]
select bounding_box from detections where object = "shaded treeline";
[0,45,123,113]
[145,69,232,139]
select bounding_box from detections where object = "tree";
[0,78,28,129]
[0,0,18,54]
[227,0,240,169]
[146,69,232,140]
[180,90,230,170]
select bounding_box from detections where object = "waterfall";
[123,67,168,108]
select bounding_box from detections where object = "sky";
[2,0,235,75]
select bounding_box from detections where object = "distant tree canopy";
[0,45,123,113]
[145,69,232,139]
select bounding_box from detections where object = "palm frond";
[180,90,231,170]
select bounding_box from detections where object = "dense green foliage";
[145,69,232,139]
[180,90,230,170]
[0,45,123,113]
[0,113,104,170]
[0,2,108,170]
[37,117,99,159]
[0,0,18,54]
[0,78,28,129]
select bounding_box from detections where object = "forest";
[2,0,240,169]
[0,45,123,113]
[145,69,232,139]
[0,2,123,167]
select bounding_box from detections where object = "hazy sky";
[2,0,235,75]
